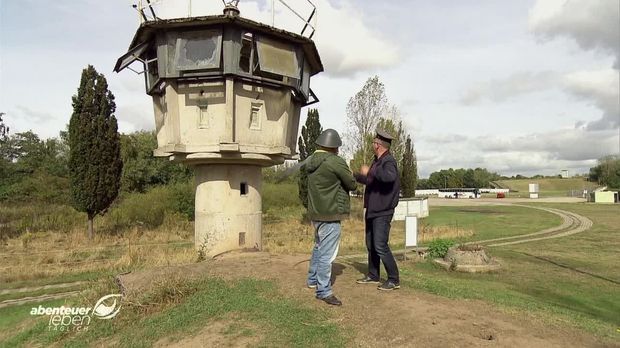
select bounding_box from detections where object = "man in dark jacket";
[354,128,401,290]
[306,129,357,306]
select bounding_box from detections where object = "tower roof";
[115,15,323,76]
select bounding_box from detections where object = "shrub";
[0,203,83,239]
[102,188,172,232]
[169,181,194,220]
[263,183,303,212]
[100,182,194,233]
[427,238,455,259]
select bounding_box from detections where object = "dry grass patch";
[0,225,194,284]
[418,223,474,243]
[263,216,471,255]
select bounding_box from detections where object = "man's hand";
[360,165,370,176]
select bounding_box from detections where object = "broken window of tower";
[255,36,300,79]
[175,30,222,71]
[239,32,254,74]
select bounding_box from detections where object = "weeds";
[427,238,455,259]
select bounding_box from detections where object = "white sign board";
[393,198,429,221]
[405,216,418,247]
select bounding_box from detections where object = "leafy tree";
[348,133,373,174]
[120,131,191,192]
[68,65,123,239]
[344,76,387,161]
[0,130,70,202]
[425,168,500,189]
[400,135,417,197]
[416,178,431,189]
[3,131,68,177]
[297,109,322,208]
[589,155,620,188]
[0,112,8,140]
[0,113,11,197]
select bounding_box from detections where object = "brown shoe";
[318,294,342,306]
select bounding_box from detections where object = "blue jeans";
[366,215,399,283]
[307,221,341,299]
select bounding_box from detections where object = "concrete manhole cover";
[434,245,501,272]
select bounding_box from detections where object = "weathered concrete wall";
[194,164,262,257]
[151,79,299,159]
[393,198,429,221]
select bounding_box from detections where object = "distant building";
[529,183,539,199]
[560,169,569,178]
[593,191,619,203]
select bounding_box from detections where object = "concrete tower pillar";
[194,164,262,257]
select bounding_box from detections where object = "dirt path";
[0,290,82,309]
[465,205,593,247]
[117,253,613,348]
[0,281,87,296]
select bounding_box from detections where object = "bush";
[100,182,194,233]
[262,183,303,212]
[0,180,195,238]
[427,238,455,259]
[169,181,194,220]
[0,171,70,204]
[0,203,83,239]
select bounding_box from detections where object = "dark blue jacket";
[354,151,400,219]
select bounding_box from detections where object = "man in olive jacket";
[305,129,357,306]
[354,128,401,291]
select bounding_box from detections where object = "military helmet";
[315,129,342,148]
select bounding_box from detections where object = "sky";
[0,0,618,178]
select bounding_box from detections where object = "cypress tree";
[68,65,123,239]
[0,112,7,140]
[400,135,418,198]
[297,109,322,208]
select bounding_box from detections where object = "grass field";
[421,205,561,243]
[1,278,346,348]
[495,178,599,196]
[400,203,620,340]
[1,185,619,346]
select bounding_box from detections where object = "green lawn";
[2,278,347,348]
[495,178,598,195]
[401,203,620,341]
[421,205,562,243]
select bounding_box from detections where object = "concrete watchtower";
[114,3,323,257]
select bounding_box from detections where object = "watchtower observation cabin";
[115,5,323,257]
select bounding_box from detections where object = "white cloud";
[460,71,560,104]
[115,103,154,134]
[14,105,54,123]
[562,69,620,130]
[417,128,616,177]
[529,0,620,68]
[151,0,399,77]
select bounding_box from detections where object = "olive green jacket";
[306,150,357,221]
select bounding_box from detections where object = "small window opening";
[240,182,248,195]
[239,232,246,246]
[250,104,261,130]
[239,32,253,73]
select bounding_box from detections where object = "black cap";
[375,128,394,143]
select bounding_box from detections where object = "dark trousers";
[365,215,399,283]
